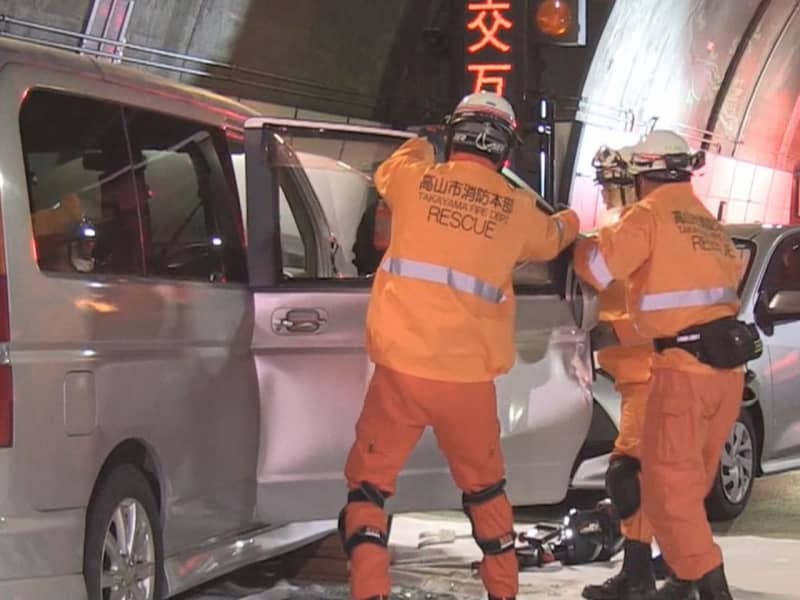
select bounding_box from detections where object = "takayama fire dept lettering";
[420,174,514,240]
[672,210,736,257]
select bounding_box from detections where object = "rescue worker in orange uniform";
[339,91,580,600]
[581,146,657,600]
[31,193,99,273]
[574,130,760,600]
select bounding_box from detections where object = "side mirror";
[767,290,800,322]
[756,289,800,336]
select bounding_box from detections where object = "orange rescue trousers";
[613,381,655,544]
[342,365,517,599]
[641,367,743,581]
[596,340,654,545]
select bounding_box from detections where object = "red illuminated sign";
[467,1,512,53]
[466,64,512,97]
[465,0,514,97]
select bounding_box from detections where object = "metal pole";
[536,96,555,204]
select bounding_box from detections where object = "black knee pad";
[605,455,641,519]
[462,478,507,509]
[338,482,390,558]
[347,481,387,508]
[462,479,515,556]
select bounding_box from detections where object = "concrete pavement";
[184,471,800,599]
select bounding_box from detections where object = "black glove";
[418,125,447,162]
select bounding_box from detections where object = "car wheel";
[84,464,163,600]
[705,410,757,522]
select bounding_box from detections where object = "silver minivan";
[0,38,596,599]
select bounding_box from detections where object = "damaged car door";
[243,118,595,523]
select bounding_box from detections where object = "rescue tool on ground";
[417,500,672,578]
[416,500,625,568]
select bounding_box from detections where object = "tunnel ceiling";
[0,0,459,123]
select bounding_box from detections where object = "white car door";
[243,118,595,524]
[753,232,800,467]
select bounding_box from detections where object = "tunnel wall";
[570,0,800,228]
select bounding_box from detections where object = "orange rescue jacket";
[575,182,741,372]
[368,137,579,382]
[596,279,652,385]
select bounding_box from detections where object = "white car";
[573,223,800,521]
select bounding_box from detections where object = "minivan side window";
[258,127,400,281]
[229,143,319,280]
[123,108,247,283]
[762,235,800,297]
[21,90,145,276]
[256,125,559,293]
[277,168,319,279]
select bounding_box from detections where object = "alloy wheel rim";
[100,497,156,600]
[720,421,754,505]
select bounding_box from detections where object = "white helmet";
[628,129,705,181]
[593,144,638,209]
[592,145,634,185]
[445,91,520,170]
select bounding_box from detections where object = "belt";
[653,317,734,354]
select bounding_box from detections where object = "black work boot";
[647,576,700,599]
[582,540,656,599]
[696,565,733,600]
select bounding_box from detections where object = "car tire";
[705,409,757,522]
[84,464,164,600]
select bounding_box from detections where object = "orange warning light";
[535,0,572,37]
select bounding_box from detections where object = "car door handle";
[272,308,328,334]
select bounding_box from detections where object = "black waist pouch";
[655,318,763,369]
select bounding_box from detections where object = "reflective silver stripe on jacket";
[587,246,613,288]
[381,257,506,303]
[639,287,738,311]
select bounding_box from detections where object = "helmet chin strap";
[621,185,638,206]
[601,184,637,210]
[493,146,511,171]
[634,174,647,199]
